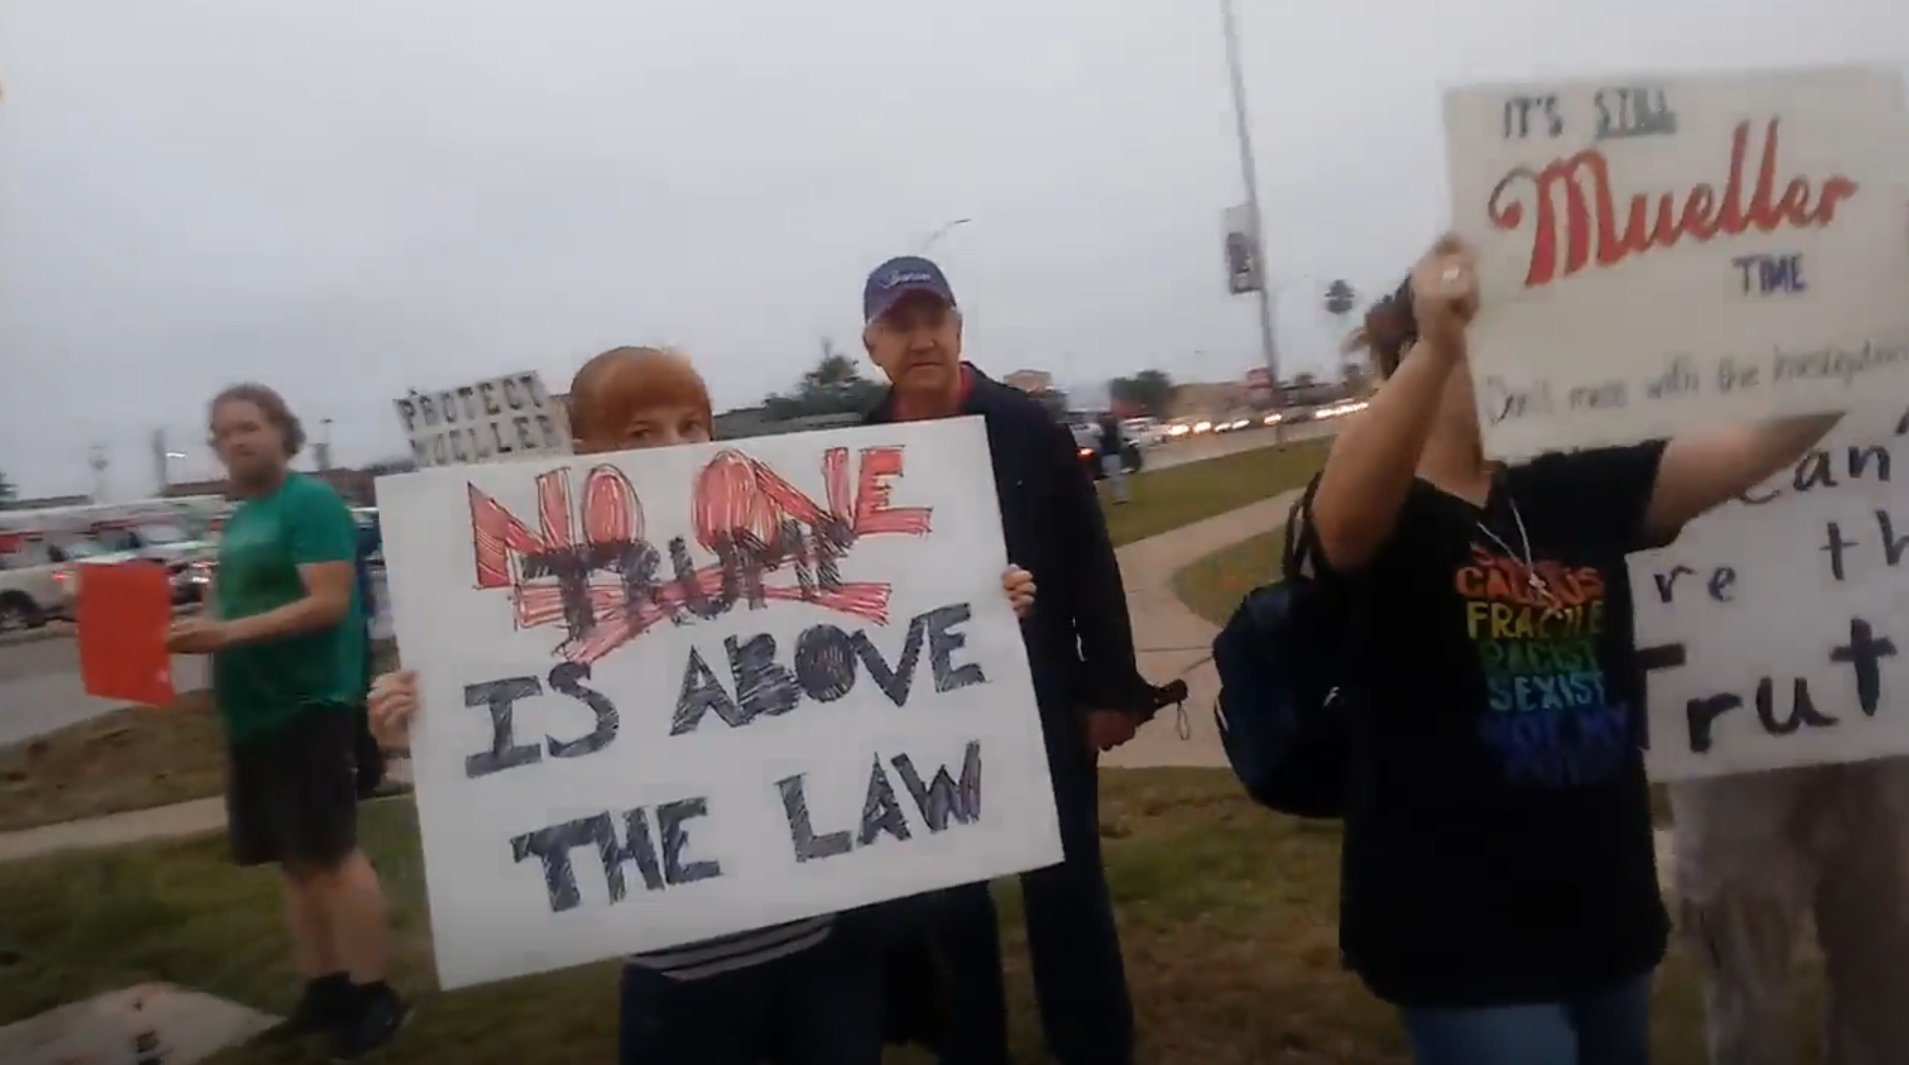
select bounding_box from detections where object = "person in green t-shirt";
[166,382,409,1061]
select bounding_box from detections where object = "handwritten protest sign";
[1446,65,1909,460]
[376,416,1062,989]
[1631,407,1909,780]
[393,371,571,468]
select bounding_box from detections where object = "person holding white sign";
[1306,236,1838,1065]
[369,346,1041,1065]
[1657,407,1909,1065]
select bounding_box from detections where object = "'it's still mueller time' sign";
[1446,65,1909,460]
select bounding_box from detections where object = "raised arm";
[1643,414,1842,541]
[1311,237,1477,571]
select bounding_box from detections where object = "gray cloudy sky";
[0,0,1901,497]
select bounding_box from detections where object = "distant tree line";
[759,338,885,421]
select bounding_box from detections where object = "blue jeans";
[1400,975,1652,1065]
[617,932,883,1065]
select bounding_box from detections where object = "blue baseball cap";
[863,256,957,324]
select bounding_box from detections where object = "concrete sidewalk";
[1101,490,1299,770]
[0,798,228,863]
[0,761,413,863]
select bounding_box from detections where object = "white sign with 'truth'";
[1632,406,1909,780]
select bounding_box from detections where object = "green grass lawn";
[0,696,228,834]
[0,642,402,834]
[1101,439,1327,548]
[0,769,1804,1065]
[0,441,1328,835]
[1173,528,1285,628]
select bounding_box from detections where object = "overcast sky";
[1,0,1902,497]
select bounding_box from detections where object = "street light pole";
[919,217,973,255]
[1218,0,1283,438]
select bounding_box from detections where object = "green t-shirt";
[212,473,365,741]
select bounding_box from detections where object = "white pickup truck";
[0,537,130,631]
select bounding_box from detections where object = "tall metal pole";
[919,217,973,255]
[1219,0,1283,437]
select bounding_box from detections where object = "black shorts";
[226,706,360,869]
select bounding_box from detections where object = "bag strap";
[1283,474,1326,579]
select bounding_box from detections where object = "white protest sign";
[1632,406,1909,780]
[376,416,1063,989]
[393,371,572,468]
[1446,64,1909,460]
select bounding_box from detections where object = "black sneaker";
[249,977,345,1045]
[327,986,411,1062]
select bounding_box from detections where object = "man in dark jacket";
[861,255,1151,1065]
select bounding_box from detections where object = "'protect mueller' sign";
[394,372,570,468]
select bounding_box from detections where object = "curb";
[0,623,74,648]
[0,758,414,863]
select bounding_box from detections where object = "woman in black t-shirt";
[1305,236,1840,1065]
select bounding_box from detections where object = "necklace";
[1474,495,1552,600]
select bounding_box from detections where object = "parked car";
[1121,417,1167,447]
[0,536,125,631]
[1068,423,1145,481]
[353,507,384,568]
[91,519,216,604]
[1162,417,1201,441]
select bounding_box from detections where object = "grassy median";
[0,769,1779,1065]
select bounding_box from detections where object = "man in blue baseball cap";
[861,254,1154,1065]
[859,256,964,404]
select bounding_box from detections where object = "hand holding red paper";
[165,616,235,655]
[76,561,177,707]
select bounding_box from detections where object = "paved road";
[0,587,395,747]
[1141,419,1334,472]
[0,422,1338,747]
[0,645,212,747]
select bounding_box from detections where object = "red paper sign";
[76,562,176,706]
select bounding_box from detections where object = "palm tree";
[1323,279,1357,318]
[801,338,863,393]
[1323,279,1368,384]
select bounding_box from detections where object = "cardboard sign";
[76,562,175,706]
[376,416,1062,989]
[1446,64,1909,460]
[1631,406,1909,780]
[394,371,572,469]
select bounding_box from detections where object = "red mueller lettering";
[1488,119,1860,288]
